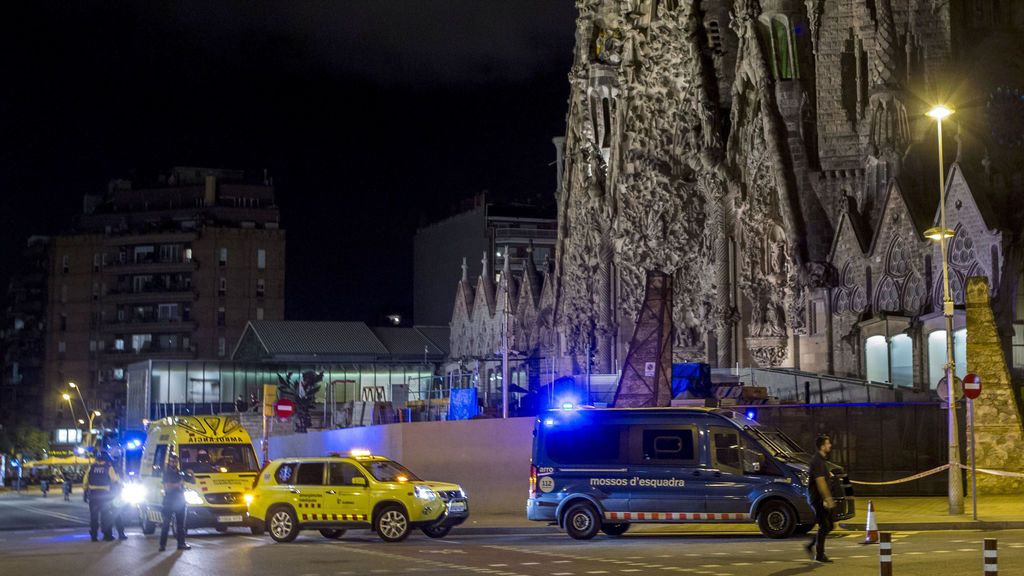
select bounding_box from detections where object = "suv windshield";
[361,459,420,483]
[178,444,259,474]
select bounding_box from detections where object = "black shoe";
[814,556,833,563]
[90,536,98,542]
[159,546,166,552]
[804,541,815,560]
[177,544,191,550]
[118,534,128,540]
[103,536,115,542]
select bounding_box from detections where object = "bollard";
[983,538,997,576]
[879,532,892,576]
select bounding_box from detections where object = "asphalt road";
[0,519,1022,576]
[0,490,90,531]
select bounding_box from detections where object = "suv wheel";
[564,502,601,540]
[421,523,453,539]
[140,509,157,535]
[375,506,410,542]
[267,506,300,542]
[757,500,797,539]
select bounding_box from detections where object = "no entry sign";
[963,373,982,400]
[274,398,295,419]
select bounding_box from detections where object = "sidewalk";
[839,496,1024,531]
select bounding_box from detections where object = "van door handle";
[326,490,337,494]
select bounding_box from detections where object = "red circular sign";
[963,373,982,400]
[274,398,295,418]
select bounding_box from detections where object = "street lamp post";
[68,382,101,450]
[926,104,964,515]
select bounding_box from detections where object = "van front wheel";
[757,500,797,539]
[564,502,601,540]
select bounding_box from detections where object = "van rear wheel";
[564,502,601,540]
[600,523,629,537]
[757,500,797,539]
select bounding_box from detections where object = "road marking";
[957,548,976,552]
[620,570,642,573]
[488,565,507,567]
[730,562,752,566]
[585,572,609,574]
[553,560,571,564]
[520,563,539,566]
[552,573,573,576]
[847,555,868,558]
[905,552,925,555]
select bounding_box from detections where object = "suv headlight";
[456,488,466,498]
[414,485,437,500]
[183,489,204,505]
[121,483,147,505]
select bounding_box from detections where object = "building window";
[55,429,82,444]
[58,340,66,354]
[114,338,125,351]
[219,248,228,266]
[158,303,179,321]
[889,334,913,387]
[217,307,226,327]
[159,244,181,263]
[218,337,226,357]
[131,334,152,352]
[59,314,67,332]
[256,307,264,320]
[89,340,96,352]
[92,282,99,300]
[928,329,968,388]
[219,277,227,296]
[93,253,101,272]
[60,285,68,303]
[257,249,266,269]
[62,255,70,274]
[112,368,124,380]
[256,278,265,297]
[183,248,193,263]
[865,335,888,383]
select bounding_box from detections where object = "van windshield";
[747,427,806,460]
[178,444,259,474]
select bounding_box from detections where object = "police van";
[137,416,261,534]
[526,407,854,539]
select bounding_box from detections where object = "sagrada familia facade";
[449,0,1024,395]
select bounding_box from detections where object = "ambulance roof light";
[349,449,372,457]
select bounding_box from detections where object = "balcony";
[105,284,196,304]
[102,345,198,361]
[104,256,197,275]
[103,317,198,333]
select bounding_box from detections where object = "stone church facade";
[449,1,1024,397]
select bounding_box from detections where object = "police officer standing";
[804,434,836,563]
[159,453,190,551]
[82,452,120,542]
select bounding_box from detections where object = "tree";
[0,424,50,460]
[276,371,323,433]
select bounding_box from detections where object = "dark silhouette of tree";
[276,370,323,433]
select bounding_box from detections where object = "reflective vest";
[88,463,112,489]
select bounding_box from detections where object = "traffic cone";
[863,500,879,544]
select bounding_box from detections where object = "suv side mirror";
[351,476,367,487]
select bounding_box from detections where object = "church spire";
[460,256,468,283]
[871,0,899,90]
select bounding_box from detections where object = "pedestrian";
[249,391,260,413]
[40,478,49,497]
[83,452,120,542]
[62,477,73,501]
[804,434,836,563]
[158,453,190,551]
[111,482,129,540]
[235,394,247,413]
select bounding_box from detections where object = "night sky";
[0,1,577,323]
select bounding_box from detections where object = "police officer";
[159,453,190,551]
[82,452,120,542]
[804,434,836,563]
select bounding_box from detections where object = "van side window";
[545,425,624,465]
[712,430,742,472]
[295,462,326,485]
[152,445,168,477]
[640,429,696,463]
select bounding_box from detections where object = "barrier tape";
[848,464,1024,485]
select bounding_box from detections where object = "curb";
[840,521,1024,531]
[451,526,562,536]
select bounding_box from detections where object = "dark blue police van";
[527,407,854,539]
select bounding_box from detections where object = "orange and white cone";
[863,500,879,544]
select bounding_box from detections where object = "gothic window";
[889,334,913,387]
[865,335,889,383]
[902,273,925,313]
[771,18,794,80]
[950,225,977,269]
[886,239,910,277]
[841,262,856,288]
[833,291,850,315]
[852,286,867,313]
[876,276,901,312]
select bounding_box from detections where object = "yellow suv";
[247,451,469,543]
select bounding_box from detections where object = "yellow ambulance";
[137,415,262,534]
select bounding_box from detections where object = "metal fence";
[746,403,956,496]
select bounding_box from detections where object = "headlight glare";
[414,485,437,500]
[183,489,204,505]
[122,483,147,505]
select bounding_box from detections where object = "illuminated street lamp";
[67,382,101,449]
[62,393,79,431]
[926,103,964,515]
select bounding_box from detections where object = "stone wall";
[965,277,1024,494]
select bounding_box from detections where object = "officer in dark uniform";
[82,452,120,542]
[159,452,190,551]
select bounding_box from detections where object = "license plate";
[218,515,244,523]
[448,501,466,513]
